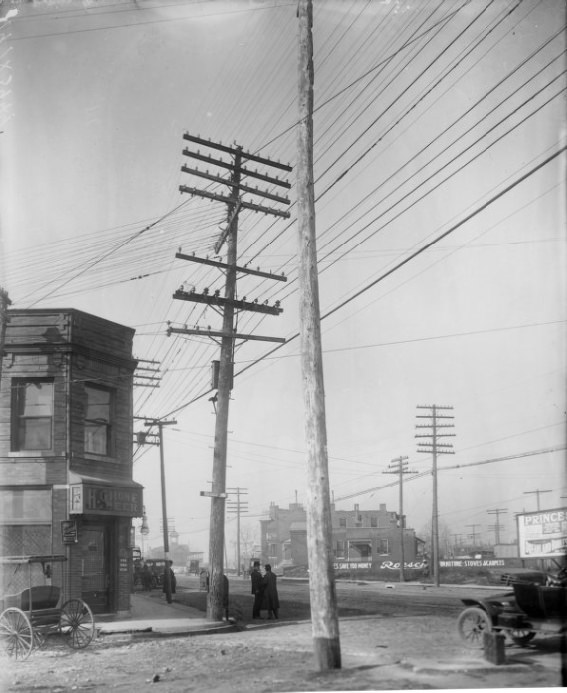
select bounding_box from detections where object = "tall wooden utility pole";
[174,133,291,620]
[383,456,417,583]
[297,0,341,671]
[416,405,455,587]
[523,489,552,511]
[140,418,177,603]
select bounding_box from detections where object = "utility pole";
[297,0,341,671]
[227,487,248,576]
[383,456,417,582]
[466,524,481,547]
[523,489,552,511]
[174,133,291,620]
[416,404,455,587]
[137,418,177,603]
[487,508,508,545]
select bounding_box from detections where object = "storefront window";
[11,380,54,451]
[84,384,113,455]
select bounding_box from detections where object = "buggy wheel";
[59,599,95,649]
[508,629,536,647]
[457,606,492,649]
[0,608,34,660]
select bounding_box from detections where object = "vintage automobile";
[457,567,566,648]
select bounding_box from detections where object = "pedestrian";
[262,564,279,619]
[163,560,176,599]
[250,560,264,619]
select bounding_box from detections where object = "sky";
[0,0,565,564]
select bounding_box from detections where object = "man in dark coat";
[250,560,264,619]
[262,564,280,619]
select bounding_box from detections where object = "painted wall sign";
[517,507,567,558]
[440,559,506,568]
[69,483,143,517]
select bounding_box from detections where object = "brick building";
[260,501,424,573]
[0,309,142,614]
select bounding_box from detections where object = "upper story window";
[84,384,113,456]
[370,516,377,528]
[339,517,347,528]
[11,379,54,451]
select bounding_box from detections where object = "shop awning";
[68,472,144,518]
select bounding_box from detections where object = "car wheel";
[457,606,491,649]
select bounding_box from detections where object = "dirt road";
[1,603,563,692]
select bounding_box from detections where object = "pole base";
[313,636,341,671]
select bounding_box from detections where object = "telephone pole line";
[487,508,508,545]
[175,133,291,620]
[136,418,177,603]
[227,487,248,576]
[297,0,341,671]
[416,404,455,587]
[383,456,417,582]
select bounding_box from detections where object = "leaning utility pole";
[416,404,455,587]
[297,0,341,671]
[173,133,291,620]
[383,456,417,583]
[227,487,248,576]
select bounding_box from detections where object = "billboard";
[516,507,567,559]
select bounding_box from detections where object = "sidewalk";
[96,592,238,637]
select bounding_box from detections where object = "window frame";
[84,383,114,457]
[10,379,54,453]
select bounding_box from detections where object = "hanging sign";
[61,520,78,544]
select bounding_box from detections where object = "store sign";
[61,520,78,544]
[69,483,143,517]
[517,507,567,558]
[440,559,506,568]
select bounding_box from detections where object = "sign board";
[69,483,143,517]
[517,507,567,558]
[61,520,78,544]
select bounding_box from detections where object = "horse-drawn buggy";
[0,555,96,660]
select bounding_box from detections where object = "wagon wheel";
[508,628,536,647]
[457,606,492,649]
[0,608,34,660]
[59,599,95,649]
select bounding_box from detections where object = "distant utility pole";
[383,456,417,582]
[173,133,291,621]
[466,524,481,546]
[487,508,508,545]
[227,487,248,576]
[297,0,341,671]
[523,489,552,511]
[136,418,177,603]
[416,404,455,587]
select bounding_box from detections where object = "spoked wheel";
[508,628,536,647]
[457,606,492,649]
[0,608,34,660]
[59,599,95,649]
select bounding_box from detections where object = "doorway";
[81,525,111,613]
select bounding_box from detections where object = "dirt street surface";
[1,606,563,692]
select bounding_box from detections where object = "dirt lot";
[1,606,564,692]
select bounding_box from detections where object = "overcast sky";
[1,0,565,563]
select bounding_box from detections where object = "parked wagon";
[0,555,95,660]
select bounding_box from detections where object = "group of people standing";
[250,561,280,619]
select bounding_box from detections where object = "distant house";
[260,501,424,573]
[0,308,142,614]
